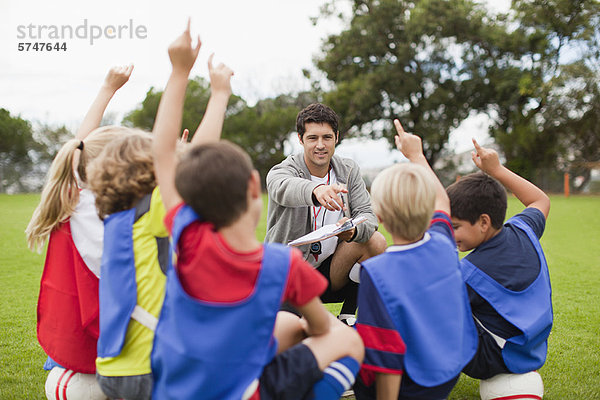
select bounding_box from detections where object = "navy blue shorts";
[354,371,459,400]
[259,343,323,400]
[462,320,511,379]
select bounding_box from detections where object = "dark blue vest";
[361,231,478,387]
[460,216,553,373]
[151,206,291,399]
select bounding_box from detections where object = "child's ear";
[248,170,261,199]
[478,214,492,233]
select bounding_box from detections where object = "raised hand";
[168,18,201,73]
[207,53,234,96]
[313,183,347,211]
[75,64,133,140]
[471,138,501,175]
[393,119,424,162]
[103,64,134,92]
[393,118,450,213]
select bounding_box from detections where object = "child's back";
[354,121,477,400]
[150,23,364,400]
[87,132,168,399]
[25,65,133,381]
[154,203,320,398]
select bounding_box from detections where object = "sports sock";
[312,356,360,399]
[349,263,361,283]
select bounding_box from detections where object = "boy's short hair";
[175,140,254,229]
[87,131,155,219]
[371,163,436,241]
[296,103,339,139]
[446,171,507,229]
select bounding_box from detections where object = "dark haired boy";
[446,139,553,379]
[150,22,364,399]
[266,103,387,324]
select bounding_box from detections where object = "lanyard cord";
[313,170,331,231]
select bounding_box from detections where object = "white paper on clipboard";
[288,216,367,246]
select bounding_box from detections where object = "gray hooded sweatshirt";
[265,152,378,259]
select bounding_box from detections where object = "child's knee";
[334,322,364,362]
[347,326,365,362]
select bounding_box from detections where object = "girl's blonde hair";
[25,126,134,251]
[371,163,436,241]
[87,132,155,220]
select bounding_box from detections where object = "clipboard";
[288,216,367,246]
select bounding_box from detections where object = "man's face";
[451,217,485,252]
[299,122,338,176]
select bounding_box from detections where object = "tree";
[315,0,600,183]
[314,0,492,166]
[124,77,245,134]
[460,0,600,181]
[0,109,36,193]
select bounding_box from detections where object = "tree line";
[2,0,598,193]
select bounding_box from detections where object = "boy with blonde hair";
[150,21,364,399]
[353,120,477,400]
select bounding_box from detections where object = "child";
[150,21,364,399]
[25,65,133,390]
[446,139,552,379]
[86,52,237,400]
[85,131,166,400]
[353,120,478,400]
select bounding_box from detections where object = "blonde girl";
[25,65,132,398]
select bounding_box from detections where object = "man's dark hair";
[446,171,507,229]
[175,141,254,229]
[296,103,339,139]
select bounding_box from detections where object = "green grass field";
[1,194,599,399]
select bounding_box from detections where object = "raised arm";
[75,64,133,140]
[471,139,550,218]
[393,119,450,214]
[190,54,234,146]
[152,20,201,211]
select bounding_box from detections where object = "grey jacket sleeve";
[347,160,378,243]
[266,159,320,207]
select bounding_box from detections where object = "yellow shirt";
[96,187,168,376]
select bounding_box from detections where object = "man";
[266,103,387,324]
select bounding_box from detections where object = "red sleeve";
[164,203,185,235]
[283,248,328,307]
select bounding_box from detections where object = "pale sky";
[1,0,509,168]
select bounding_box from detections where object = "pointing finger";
[472,138,482,152]
[185,18,191,33]
[393,119,406,136]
